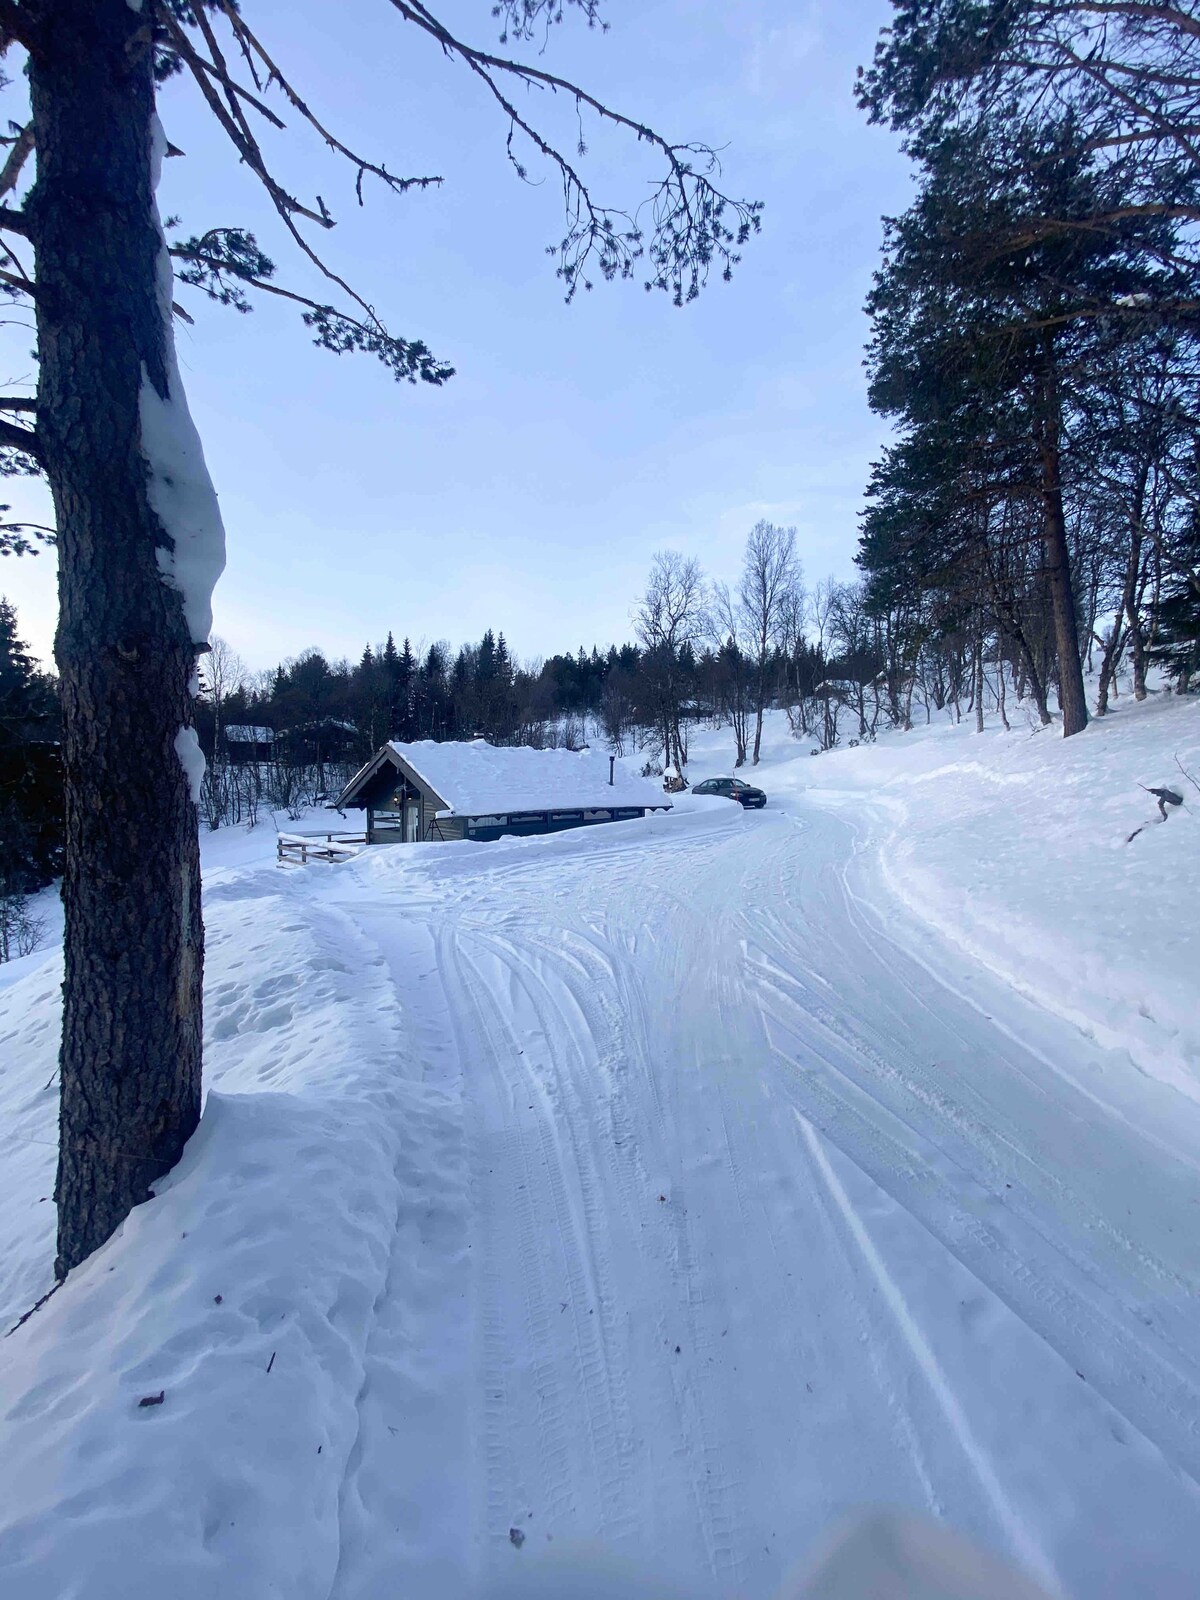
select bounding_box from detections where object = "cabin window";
[467,814,505,828]
[583,809,612,820]
[550,810,583,822]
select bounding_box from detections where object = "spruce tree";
[0,598,61,907]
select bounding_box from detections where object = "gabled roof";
[337,738,669,817]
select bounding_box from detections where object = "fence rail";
[276,831,367,866]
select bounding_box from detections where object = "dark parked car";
[693,776,767,809]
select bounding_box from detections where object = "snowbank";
[0,824,461,1599]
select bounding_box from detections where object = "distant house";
[279,718,360,766]
[222,725,275,765]
[334,739,671,843]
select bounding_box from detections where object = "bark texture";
[27,0,204,1278]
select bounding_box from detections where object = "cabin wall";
[423,807,466,842]
[344,748,660,846]
[462,807,646,842]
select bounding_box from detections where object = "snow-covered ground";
[687,687,1200,1101]
[2,687,1199,1599]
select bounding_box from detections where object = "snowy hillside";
[683,688,1200,1099]
[1,691,1199,1599]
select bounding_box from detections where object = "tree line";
[191,517,946,835]
[853,0,1200,736]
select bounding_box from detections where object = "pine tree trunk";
[1034,342,1088,738]
[28,2,206,1278]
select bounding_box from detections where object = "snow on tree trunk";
[28,0,222,1278]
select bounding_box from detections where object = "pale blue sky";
[2,0,909,671]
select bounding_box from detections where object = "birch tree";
[738,520,802,764]
[634,550,707,775]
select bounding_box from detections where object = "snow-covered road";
[318,796,1200,1600]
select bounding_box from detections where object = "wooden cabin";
[334,739,671,844]
[222,724,275,765]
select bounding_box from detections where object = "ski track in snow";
[316,798,1200,1600]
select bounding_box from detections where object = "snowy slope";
[682,689,1200,1100]
[1,698,1199,1598]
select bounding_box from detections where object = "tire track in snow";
[437,924,573,1548]
[739,821,1200,1383]
[747,949,1200,1490]
[322,909,471,1600]
[464,912,752,1587]
[441,922,641,1549]
[795,1112,1060,1597]
[321,799,1200,1597]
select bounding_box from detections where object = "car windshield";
[730,779,749,791]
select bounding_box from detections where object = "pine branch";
[0,123,33,201]
[386,0,760,301]
[169,242,454,383]
[1029,2,1200,44]
[0,416,41,462]
[0,2,37,57]
[156,6,445,367]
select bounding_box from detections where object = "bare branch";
[213,1,442,206]
[0,264,32,295]
[0,123,33,201]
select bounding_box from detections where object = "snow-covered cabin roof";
[224,724,274,743]
[346,739,669,817]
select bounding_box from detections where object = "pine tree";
[0,0,761,1276]
[0,597,37,725]
[860,104,1186,736]
[0,599,61,912]
[396,637,416,741]
[1150,515,1200,690]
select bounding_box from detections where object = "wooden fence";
[276,831,367,866]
